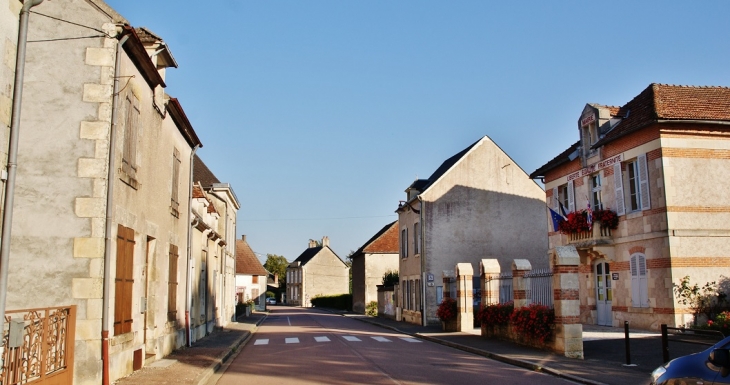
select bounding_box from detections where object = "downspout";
[185,145,200,347]
[0,0,44,361]
[418,195,427,326]
[102,32,129,385]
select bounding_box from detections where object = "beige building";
[0,1,236,384]
[351,221,399,314]
[397,135,548,326]
[530,83,730,330]
[286,237,349,307]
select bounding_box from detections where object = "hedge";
[310,294,352,311]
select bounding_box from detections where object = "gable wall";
[303,248,348,303]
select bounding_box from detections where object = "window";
[415,279,421,312]
[590,174,602,211]
[614,154,651,215]
[627,161,641,211]
[410,280,415,311]
[252,275,259,284]
[114,225,135,334]
[121,93,140,186]
[413,223,420,255]
[401,228,408,258]
[170,148,181,217]
[630,254,649,308]
[168,244,179,321]
[403,280,408,310]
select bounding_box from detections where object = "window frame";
[590,174,603,211]
[630,253,649,308]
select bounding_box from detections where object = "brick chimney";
[322,236,329,247]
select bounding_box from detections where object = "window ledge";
[119,169,139,190]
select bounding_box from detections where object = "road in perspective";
[212,307,577,385]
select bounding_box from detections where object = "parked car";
[650,335,730,384]
[266,297,276,305]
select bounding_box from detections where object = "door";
[595,261,613,326]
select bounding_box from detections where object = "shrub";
[704,311,730,336]
[510,304,555,344]
[365,301,378,317]
[594,209,619,230]
[310,294,352,311]
[674,276,727,326]
[558,211,590,234]
[382,270,399,286]
[436,298,457,322]
[477,302,514,326]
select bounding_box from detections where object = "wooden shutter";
[552,187,559,211]
[630,255,639,307]
[613,163,625,216]
[567,180,575,212]
[168,245,178,321]
[129,96,139,176]
[638,254,648,307]
[171,148,181,216]
[115,225,135,334]
[638,153,651,210]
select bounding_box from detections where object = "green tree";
[345,250,354,294]
[264,254,288,300]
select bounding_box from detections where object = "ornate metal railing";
[525,268,554,308]
[1,306,76,385]
[568,220,613,244]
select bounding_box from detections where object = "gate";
[1,306,76,385]
[525,268,553,308]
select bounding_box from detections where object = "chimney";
[241,234,246,241]
[322,236,329,247]
[274,273,278,285]
[308,239,317,248]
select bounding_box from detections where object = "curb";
[193,314,268,385]
[350,315,607,385]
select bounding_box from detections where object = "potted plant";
[436,298,458,332]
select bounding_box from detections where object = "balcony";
[568,220,613,246]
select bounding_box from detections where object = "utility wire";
[31,11,113,37]
[29,35,106,43]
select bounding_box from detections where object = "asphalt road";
[212,306,579,385]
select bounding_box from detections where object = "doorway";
[595,261,613,326]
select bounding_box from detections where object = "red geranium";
[436,298,457,321]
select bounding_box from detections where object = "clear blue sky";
[105,1,730,262]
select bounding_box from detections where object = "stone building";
[0,1,233,383]
[397,135,548,326]
[351,221,399,314]
[235,235,268,311]
[530,83,730,329]
[286,237,349,307]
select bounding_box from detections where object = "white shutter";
[552,187,559,211]
[639,255,649,307]
[630,255,639,307]
[567,180,575,212]
[613,163,625,216]
[638,153,651,210]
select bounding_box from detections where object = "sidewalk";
[347,313,708,385]
[113,312,266,385]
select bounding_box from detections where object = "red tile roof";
[236,236,267,275]
[351,221,399,259]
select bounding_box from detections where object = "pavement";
[114,307,713,385]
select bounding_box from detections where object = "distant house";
[397,136,548,325]
[351,221,399,314]
[235,235,268,311]
[286,237,349,307]
[530,83,730,330]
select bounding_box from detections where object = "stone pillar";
[455,263,474,332]
[552,246,584,359]
[480,259,500,307]
[512,259,532,308]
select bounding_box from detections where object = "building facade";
[531,83,730,330]
[286,237,349,307]
[351,221,399,314]
[398,135,548,326]
[235,235,268,311]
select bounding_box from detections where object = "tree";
[264,254,288,300]
[673,276,727,326]
[345,250,354,294]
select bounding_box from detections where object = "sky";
[104,1,730,262]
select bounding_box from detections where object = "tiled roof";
[595,83,730,147]
[135,27,161,44]
[529,141,580,179]
[193,155,220,188]
[192,184,205,199]
[236,236,267,275]
[351,221,399,259]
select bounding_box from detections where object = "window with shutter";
[114,225,135,334]
[168,244,178,321]
[401,228,408,258]
[552,187,559,211]
[567,180,575,212]
[630,253,649,308]
[170,148,181,217]
[413,223,420,255]
[121,94,140,187]
[613,163,625,215]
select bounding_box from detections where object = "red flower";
[436,298,457,321]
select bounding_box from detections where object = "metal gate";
[1,306,76,385]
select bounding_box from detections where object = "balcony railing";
[568,220,613,244]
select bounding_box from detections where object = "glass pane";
[598,289,604,301]
[605,263,610,274]
[607,288,613,301]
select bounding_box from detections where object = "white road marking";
[254,339,269,345]
[372,336,391,342]
[342,336,361,342]
[287,317,291,326]
[400,337,421,343]
[314,336,330,342]
[285,338,299,344]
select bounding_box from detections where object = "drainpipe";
[101,31,129,385]
[418,195,427,327]
[0,0,44,360]
[185,146,200,347]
